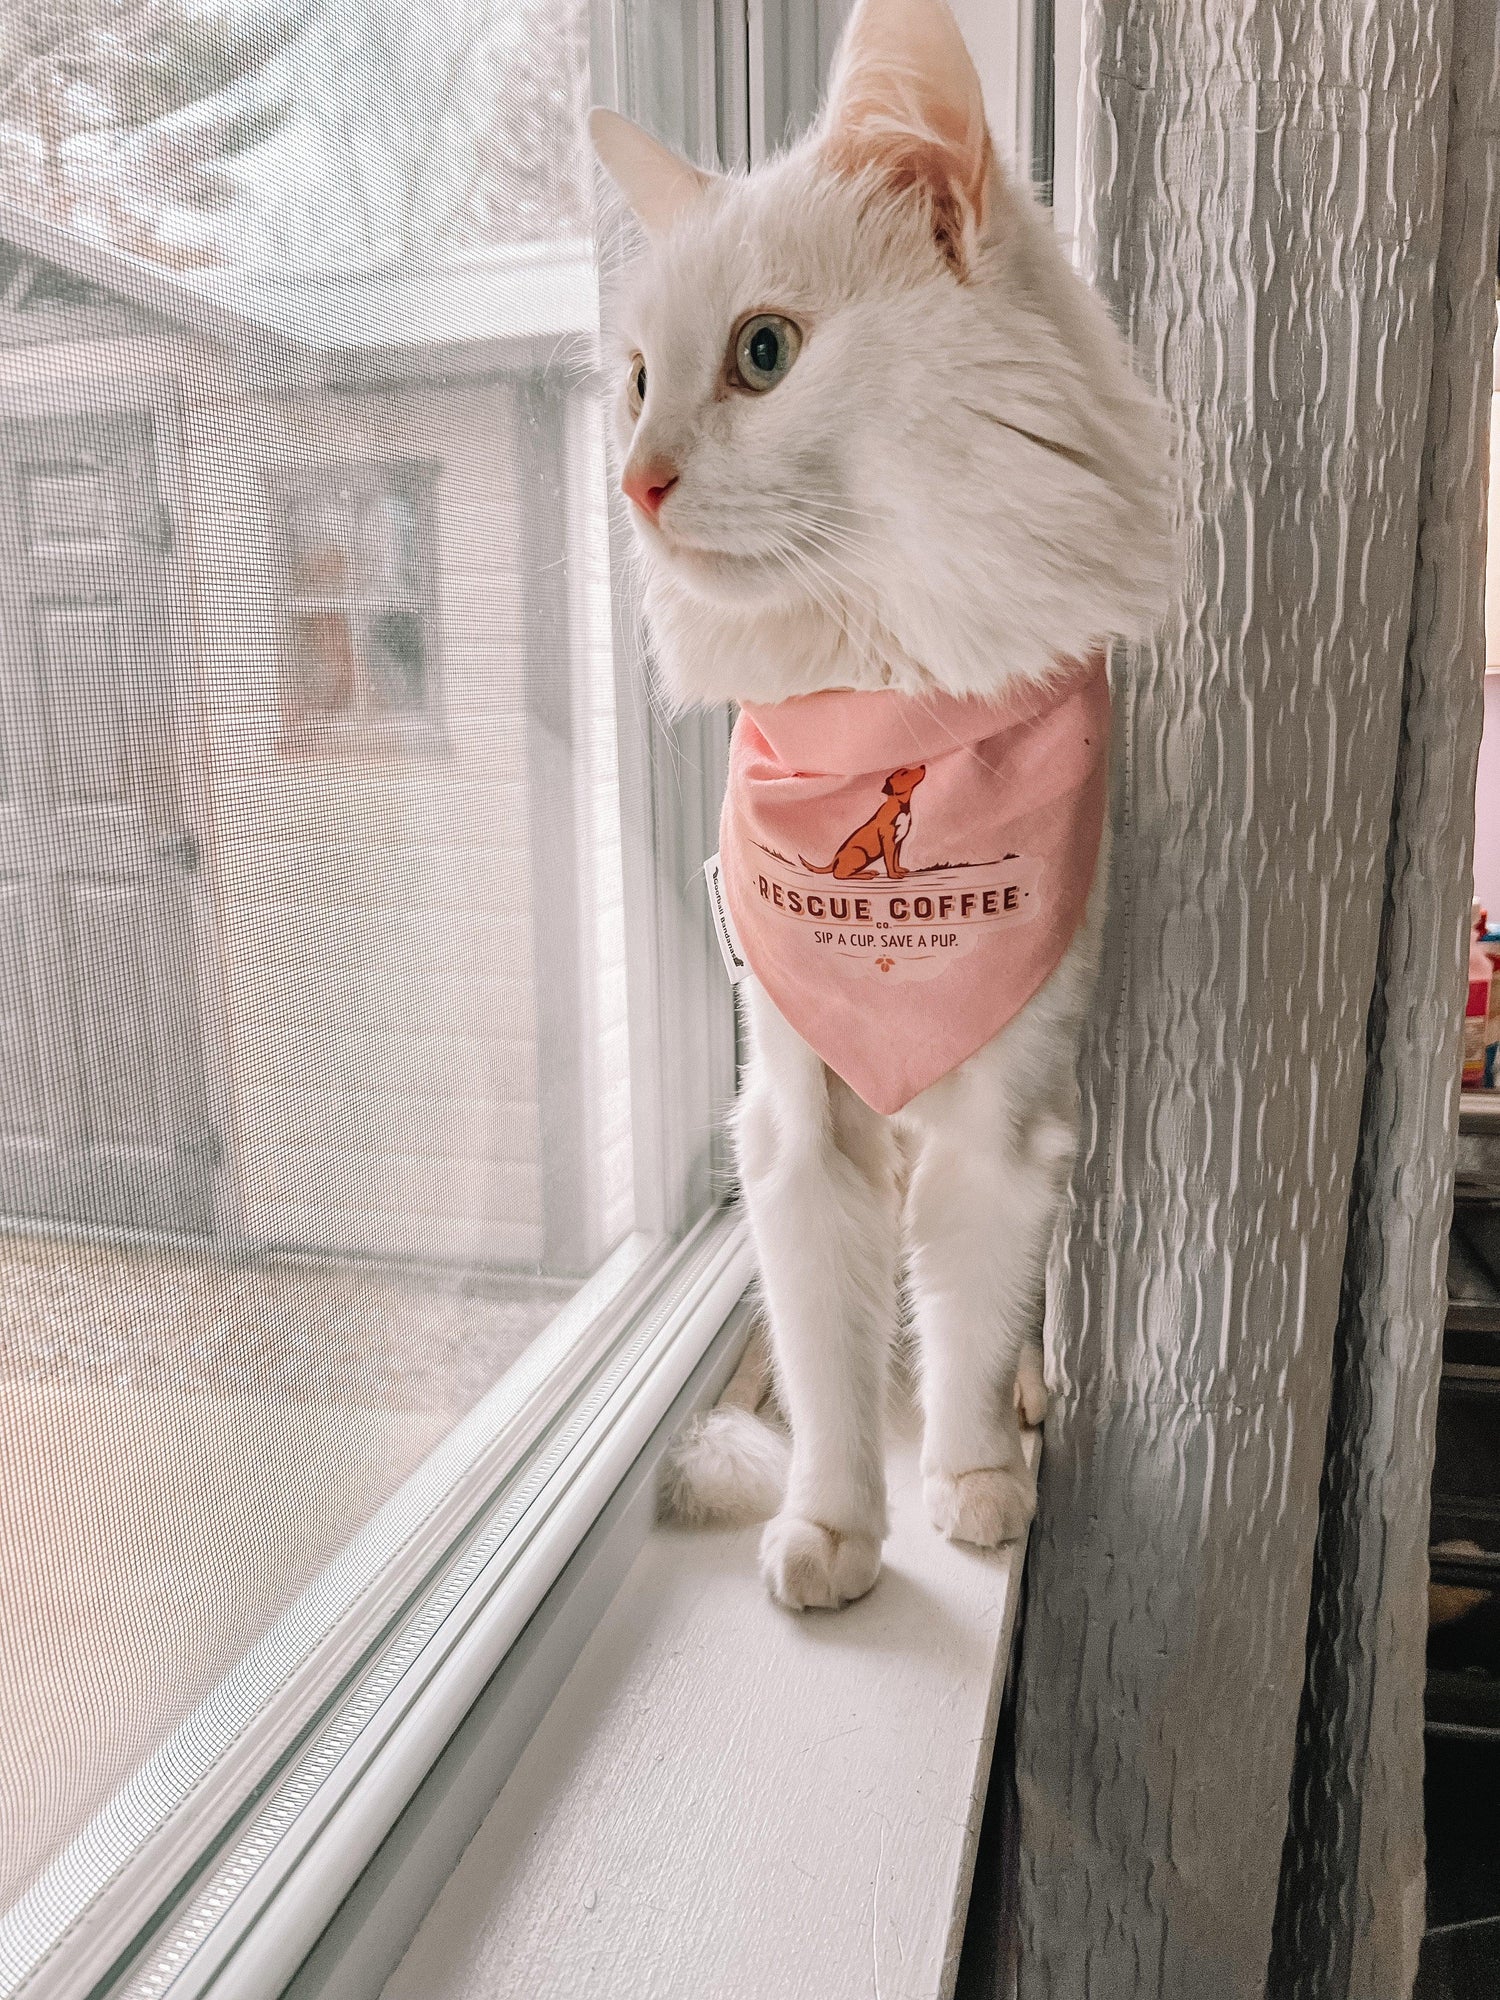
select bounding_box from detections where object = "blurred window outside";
[273,458,442,750]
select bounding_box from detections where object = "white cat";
[590,0,1172,1610]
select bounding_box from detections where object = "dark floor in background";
[1414,1734,1500,2000]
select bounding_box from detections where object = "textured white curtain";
[1010,3,1500,1996]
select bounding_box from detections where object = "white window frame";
[1,6,1054,1997]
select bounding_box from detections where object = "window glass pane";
[0,0,703,1962]
[366,606,429,711]
[285,491,357,594]
[365,486,422,596]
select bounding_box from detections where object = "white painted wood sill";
[379,1419,1036,2000]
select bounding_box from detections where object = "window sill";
[381,1415,1036,2000]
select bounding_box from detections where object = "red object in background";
[1465,909,1492,1088]
[1484,931,1500,1079]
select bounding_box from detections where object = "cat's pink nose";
[622,458,679,519]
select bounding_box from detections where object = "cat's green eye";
[732,313,802,393]
[627,355,647,417]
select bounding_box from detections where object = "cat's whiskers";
[758,489,872,522]
[777,509,874,559]
[783,518,875,587]
[758,490,877,540]
[787,550,866,640]
[761,499,877,570]
[774,518,880,629]
[798,531,873,578]
[765,539,853,631]
[766,544,844,623]
[762,509,865,583]
[657,503,873,590]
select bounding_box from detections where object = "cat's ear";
[819,0,995,277]
[588,107,713,234]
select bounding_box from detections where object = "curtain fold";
[1269,5,1500,1993]
[1012,4,1500,1996]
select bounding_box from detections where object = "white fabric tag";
[704,851,748,984]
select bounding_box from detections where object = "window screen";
[0,0,715,1966]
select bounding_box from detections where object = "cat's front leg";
[737,983,898,1609]
[902,1025,1078,1549]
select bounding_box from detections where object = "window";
[0,2,748,1992]
[275,461,441,751]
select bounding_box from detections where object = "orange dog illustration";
[799,763,926,879]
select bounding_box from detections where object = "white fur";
[592,0,1171,1608]
[659,1328,790,1526]
[660,1404,791,1527]
[1015,1335,1049,1428]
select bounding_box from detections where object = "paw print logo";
[876,955,895,973]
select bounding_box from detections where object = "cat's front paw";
[924,1466,1034,1547]
[759,1513,882,1610]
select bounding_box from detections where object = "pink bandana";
[719,654,1110,1114]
